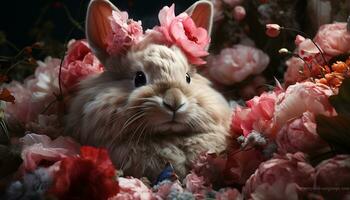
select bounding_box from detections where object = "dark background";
[0,0,196,55]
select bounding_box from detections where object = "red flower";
[49,146,119,200]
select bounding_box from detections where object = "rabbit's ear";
[86,0,119,62]
[185,1,214,36]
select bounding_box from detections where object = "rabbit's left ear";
[185,0,214,36]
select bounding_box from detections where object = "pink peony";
[62,40,104,91]
[265,24,281,38]
[232,6,246,21]
[298,38,326,65]
[243,152,315,199]
[231,89,280,137]
[273,81,336,131]
[207,45,270,85]
[276,111,330,155]
[107,11,143,55]
[20,133,80,172]
[155,4,210,65]
[250,180,299,200]
[109,177,154,200]
[215,188,242,200]
[314,155,350,199]
[314,23,350,57]
[5,81,38,125]
[5,57,61,125]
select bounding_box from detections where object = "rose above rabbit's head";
[66,0,230,180]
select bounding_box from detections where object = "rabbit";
[66,0,232,181]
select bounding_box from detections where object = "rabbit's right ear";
[86,0,119,63]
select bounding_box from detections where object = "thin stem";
[281,27,328,65]
[6,41,20,52]
[62,4,84,32]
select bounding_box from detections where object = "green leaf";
[0,145,22,179]
[329,78,350,116]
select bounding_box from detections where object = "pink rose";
[314,23,350,57]
[107,10,143,55]
[109,177,154,200]
[215,188,242,200]
[155,4,210,65]
[315,155,350,199]
[276,111,330,155]
[20,133,80,172]
[273,82,336,130]
[231,89,280,136]
[62,40,104,91]
[243,152,315,199]
[207,45,270,85]
[232,6,246,21]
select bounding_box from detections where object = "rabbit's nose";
[162,88,186,112]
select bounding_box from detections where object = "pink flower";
[265,24,281,38]
[283,57,305,86]
[225,148,265,185]
[107,11,143,55]
[232,6,246,21]
[62,40,104,91]
[273,82,336,131]
[249,181,299,200]
[243,152,315,199]
[207,45,270,85]
[223,0,242,7]
[109,177,153,200]
[231,89,280,137]
[5,81,38,125]
[294,35,305,46]
[215,188,242,200]
[20,133,80,172]
[155,4,210,65]
[184,172,210,199]
[298,38,326,65]
[314,155,350,199]
[153,180,183,199]
[276,111,330,155]
[5,57,61,126]
[192,152,227,187]
[314,23,350,57]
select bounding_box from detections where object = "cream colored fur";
[66,44,231,180]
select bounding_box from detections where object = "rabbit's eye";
[186,73,191,84]
[134,71,147,87]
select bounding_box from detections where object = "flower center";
[184,26,198,43]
